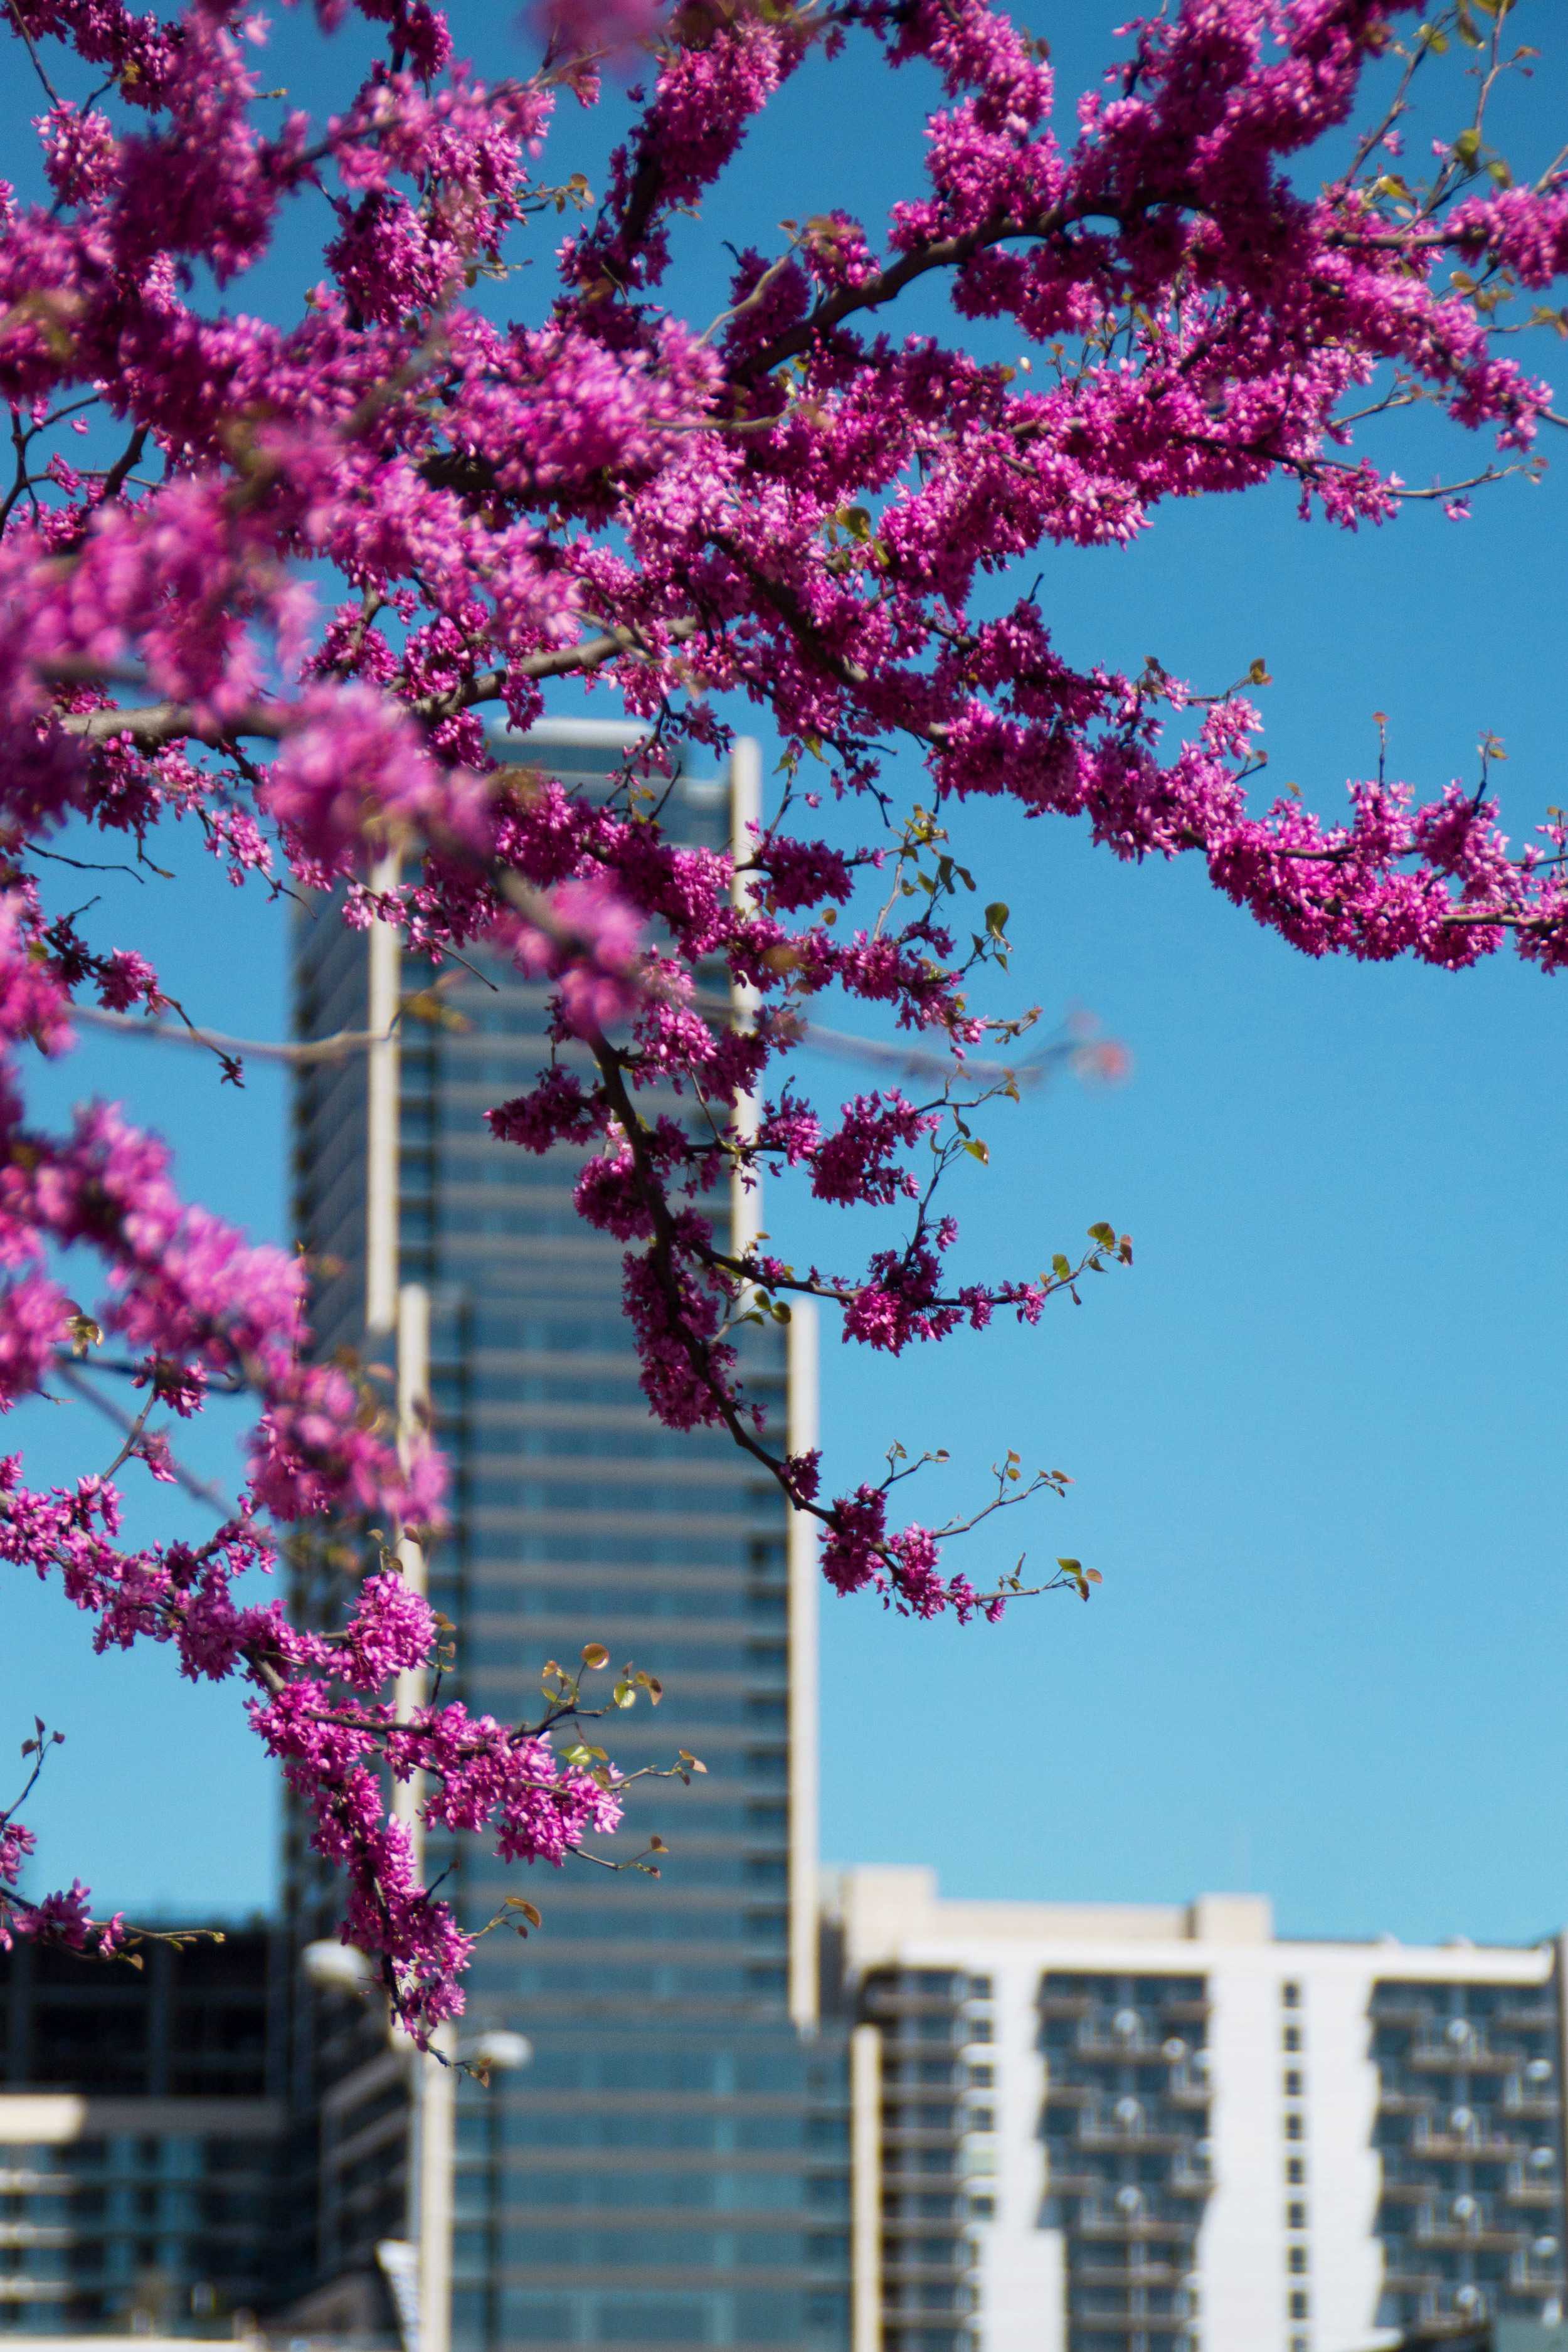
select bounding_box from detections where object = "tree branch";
[48,618,701,752]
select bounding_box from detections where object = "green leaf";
[963,1138,990,1165]
[983,901,1009,940]
[1051,1253,1072,1280]
[1057,1555,1101,1602]
[581,1642,609,1670]
[1087,1221,1117,1249]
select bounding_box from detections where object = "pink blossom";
[529,0,665,67]
[0,0,1564,2035]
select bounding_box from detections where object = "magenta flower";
[0,0,1562,2026]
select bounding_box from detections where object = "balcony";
[1509,2263,1565,2291]
[1380,2261,1446,2291]
[869,1982,961,2013]
[1380,2312,1494,2343]
[1076,2122,1200,2154]
[1404,2045,1520,2075]
[1044,2159,1105,2193]
[1063,2307,1190,2333]
[1071,2028,1197,2060]
[1502,2180,1561,2206]
[1407,2127,1531,2158]
[1502,2086,1560,2117]
[1072,2213,1199,2245]
[1370,1998,1441,2026]
[1071,2260,1185,2287]
[1409,2220,1534,2252]
[1379,2180,1431,2205]
[1378,2088,1439,2114]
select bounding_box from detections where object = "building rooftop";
[826,1866,1561,1974]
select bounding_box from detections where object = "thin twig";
[1,0,60,102]
[74,1002,410,1066]
[52,1360,241,1520]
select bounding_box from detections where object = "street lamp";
[300,1941,530,2352]
[300,1938,378,1995]
[458,2032,532,2352]
[464,2032,532,2075]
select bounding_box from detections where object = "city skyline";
[0,1,1565,2345]
[3,0,1566,1955]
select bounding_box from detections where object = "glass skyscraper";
[287,724,851,2352]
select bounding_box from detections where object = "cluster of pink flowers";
[0,0,1562,2023]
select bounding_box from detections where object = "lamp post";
[462,2034,532,2352]
[300,1944,531,2352]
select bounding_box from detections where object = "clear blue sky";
[6,5,1567,1944]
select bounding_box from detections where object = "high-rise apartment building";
[287,726,851,2352]
[830,1867,1568,2352]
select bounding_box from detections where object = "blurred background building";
[8,729,1568,2352]
[285,726,851,2352]
[829,1867,1568,2352]
[0,1930,288,2337]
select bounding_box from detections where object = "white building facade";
[830,1868,1568,2352]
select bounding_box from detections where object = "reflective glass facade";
[0,1931,287,2336]
[288,728,850,2352]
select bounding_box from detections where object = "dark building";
[0,1928,287,2336]
[287,723,852,2352]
